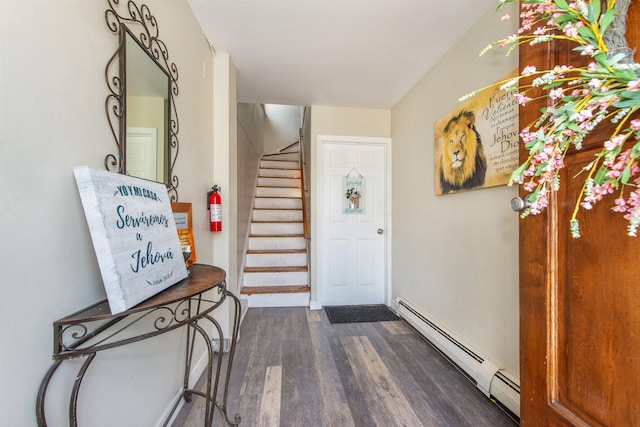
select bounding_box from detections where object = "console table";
[36,264,241,427]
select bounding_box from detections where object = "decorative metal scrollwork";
[54,294,231,355]
[104,0,180,201]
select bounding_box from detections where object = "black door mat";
[324,304,400,324]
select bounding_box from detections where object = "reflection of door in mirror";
[126,127,158,181]
[125,31,169,184]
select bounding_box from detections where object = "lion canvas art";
[434,71,520,196]
[439,110,487,194]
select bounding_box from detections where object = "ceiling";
[186,0,497,109]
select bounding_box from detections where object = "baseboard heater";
[394,297,520,419]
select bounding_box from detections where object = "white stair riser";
[263,152,299,161]
[256,187,301,197]
[258,177,301,188]
[260,168,301,178]
[253,210,302,221]
[243,271,309,286]
[254,198,302,209]
[244,292,310,308]
[246,252,307,268]
[251,222,303,235]
[249,236,306,251]
[260,160,299,169]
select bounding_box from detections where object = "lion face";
[440,110,487,193]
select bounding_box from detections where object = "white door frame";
[313,135,392,308]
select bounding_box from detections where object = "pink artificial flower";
[630,119,640,130]
[627,80,640,91]
[589,78,602,89]
[563,23,579,38]
[577,108,593,121]
[581,45,595,56]
[604,134,626,151]
[522,65,537,75]
[519,128,537,143]
[549,88,563,100]
[606,169,622,178]
[501,14,511,21]
[612,197,628,213]
[514,93,532,106]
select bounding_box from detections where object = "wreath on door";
[464,0,639,237]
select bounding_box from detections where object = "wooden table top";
[55,264,226,325]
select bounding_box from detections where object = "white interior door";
[126,127,158,181]
[319,136,390,306]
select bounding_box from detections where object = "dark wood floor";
[172,307,518,427]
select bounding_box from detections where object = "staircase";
[240,142,310,307]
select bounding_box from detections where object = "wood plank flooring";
[172,307,517,427]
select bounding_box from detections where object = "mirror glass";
[124,29,170,184]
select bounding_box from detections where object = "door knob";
[510,197,531,212]
[377,228,384,235]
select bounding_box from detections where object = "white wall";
[236,103,264,293]
[263,104,302,153]
[390,4,520,378]
[238,103,265,156]
[0,1,218,425]
[211,53,238,338]
[309,106,391,305]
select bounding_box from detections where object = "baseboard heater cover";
[394,297,520,418]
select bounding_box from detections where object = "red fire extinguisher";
[207,185,222,232]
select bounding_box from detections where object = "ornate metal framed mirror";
[105,0,180,201]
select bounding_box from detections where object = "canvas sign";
[434,70,519,195]
[73,166,188,314]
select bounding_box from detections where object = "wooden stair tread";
[249,234,305,238]
[247,249,306,254]
[253,207,301,211]
[258,166,300,170]
[257,185,302,189]
[241,285,309,295]
[251,220,303,224]
[255,196,301,199]
[244,266,308,273]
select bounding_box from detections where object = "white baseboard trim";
[309,300,322,310]
[240,297,249,324]
[395,297,520,418]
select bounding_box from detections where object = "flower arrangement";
[346,187,361,201]
[464,0,640,237]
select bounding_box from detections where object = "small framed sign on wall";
[171,201,196,267]
[343,168,365,214]
[73,166,188,314]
